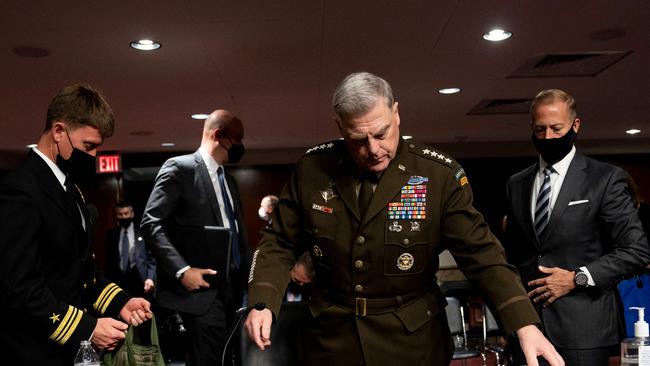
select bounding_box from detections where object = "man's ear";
[333,116,343,135]
[572,118,581,133]
[51,121,67,143]
[393,102,400,127]
[212,128,223,141]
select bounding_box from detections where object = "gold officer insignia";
[50,313,60,323]
[397,253,414,271]
[313,245,323,258]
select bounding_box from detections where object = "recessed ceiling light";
[191,113,210,120]
[161,142,175,147]
[483,29,512,42]
[438,87,461,95]
[403,135,413,140]
[626,129,641,135]
[26,143,37,149]
[130,39,161,51]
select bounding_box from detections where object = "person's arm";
[586,168,650,285]
[442,164,539,333]
[140,159,190,279]
[246,160,307,345]
[0,188,129,349]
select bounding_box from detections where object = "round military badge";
[397,252,414,271]
[313,245,323,258]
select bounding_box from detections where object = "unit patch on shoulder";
[407,143,454,167]
[455,167,469,187]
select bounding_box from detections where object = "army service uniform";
[248,138,539,365]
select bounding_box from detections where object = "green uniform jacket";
[248,138,539,365]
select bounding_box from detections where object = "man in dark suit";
[245,72,563,366]
[0,84,152,365]
[141,109,249,366]
[105,201,156,297]
[504,89,650,365]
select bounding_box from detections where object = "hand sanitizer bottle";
[73,340,100,366]
[621,307,650,366]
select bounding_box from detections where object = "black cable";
[221,307,247,366]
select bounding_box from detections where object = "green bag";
[101,315,165,366]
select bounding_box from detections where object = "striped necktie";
[534,166,554,237]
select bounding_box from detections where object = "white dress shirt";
[32,147,86,230]
[530,146,595,286]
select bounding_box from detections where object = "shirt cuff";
[175,266,190,279]
[580,266,596,286]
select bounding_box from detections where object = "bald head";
[200,109,245,164]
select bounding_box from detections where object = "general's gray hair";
[332,72,394,121]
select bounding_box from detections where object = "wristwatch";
[253,302,266,311]
[574,268,588,287]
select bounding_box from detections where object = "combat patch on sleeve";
[408,143,454,167]
[454,167,469,187]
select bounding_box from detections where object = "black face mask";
[225,141,245,164]
[118,218,133,228]
[56,129,97,183]
[531,126,577,165]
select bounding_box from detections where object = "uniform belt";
[331,289,429,317]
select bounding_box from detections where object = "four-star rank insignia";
[50,313,60,324]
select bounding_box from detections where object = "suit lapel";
[194,150,224,226]
[542,153,587,240]
[26,151,76,222]
[521,165,542,248]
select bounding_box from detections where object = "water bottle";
[73,340,100,366]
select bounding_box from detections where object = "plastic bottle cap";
[630,307,649,337]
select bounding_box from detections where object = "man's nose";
[366,137,380,154]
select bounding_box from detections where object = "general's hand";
[244,309,273,351]
[143,279,155,293]
[180,267,217,291]
[119,297,153,326]
[528,266,575,307]
[517,325,564,366]
[91,317,128,351]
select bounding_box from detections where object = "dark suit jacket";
[505,152,650,348]
[141,150,249,315]
[0,151,130,365]
[105,224,157,285]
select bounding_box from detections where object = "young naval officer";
[244,72,565,366]
[0,84,152,365]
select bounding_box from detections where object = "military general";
[244,72,565,366]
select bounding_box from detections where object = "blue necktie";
[120,229,129,272]
[534,166,554,237]
[217,167,241,268]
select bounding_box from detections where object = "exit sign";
[97,154,122,174]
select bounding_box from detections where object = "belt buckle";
[355,297,367,317]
